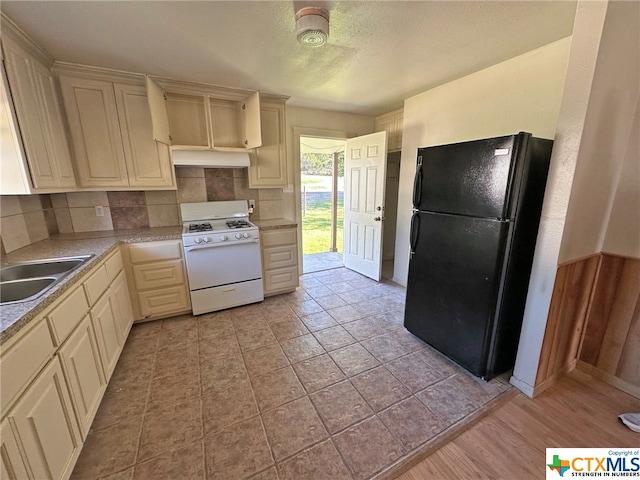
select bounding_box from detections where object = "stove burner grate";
[226,219,251,229]
[188,223,213,233]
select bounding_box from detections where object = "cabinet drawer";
[1,319,55,415]
[128,240,182,263]
[138,285,189,318]
[48,286,90,345]
[263,245,297,270]
[132,260,185,290]
[261,229,296,248]
[264,266,299,294]
[84,265,109,305]
[104,249,124,282]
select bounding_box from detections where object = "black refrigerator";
[404,132,552,380]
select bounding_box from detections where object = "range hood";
[171,149,251,168]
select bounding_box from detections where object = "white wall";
[511,1,607,396]
[393,37,572,285]
[559,0,640,263]
[603,98,640,258]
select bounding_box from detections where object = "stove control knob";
[204,236,211,243]
[235,233,242,239]
[220,235,228,242]
[242,232,250,239]
[194,237,203,244]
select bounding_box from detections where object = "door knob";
[374,217,381,222]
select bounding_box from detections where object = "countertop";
[0,220,297,344]
[0,226,182,345]
[252,218,297,230]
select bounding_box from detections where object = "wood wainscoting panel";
[579,256,626,364]
[535,254,601,386]
[580,254,640,388]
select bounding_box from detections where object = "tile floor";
[303,252,343,273]
[71,267,510,480]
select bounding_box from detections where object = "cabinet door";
[145,75,172,145]
[59,76,129,187]
[114,83,175,188]
[248,101,287,188]
[0,61,32,194]
[264,267,299,295]
[138,285,190,319]
[133,259,186,290]
[1,420,30,480]
[58,315,106,439]
[393,111,404,151]
[10,357,82,480]
[3,38,57,188]
[90,291,122,381]
[31,60,77,188]
[242,91,262,149]
[110,271,134,341]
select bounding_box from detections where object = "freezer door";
[404,212,510,377]
[413,134,524,219]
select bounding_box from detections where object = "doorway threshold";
[303,252,343,274]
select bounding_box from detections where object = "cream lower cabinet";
[0,246,133,480]
[110,271,135,340]
[58,315,106,438]
[124,240,191,320]
[90,292,122,380]
[7,357,82,480]
[261,228,299,295]
[1,419,30,479]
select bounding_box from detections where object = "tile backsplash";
[0,167,284,254]
[0,195,58,254]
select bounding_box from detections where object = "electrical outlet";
[95,206,104,217]
[248,199,256,209]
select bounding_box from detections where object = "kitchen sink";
[0,277,57,303]
[0,255,93,304]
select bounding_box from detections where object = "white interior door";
[343,131,388,281]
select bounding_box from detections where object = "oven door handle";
[184,239,259,252]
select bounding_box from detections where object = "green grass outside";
[302,198,344,255]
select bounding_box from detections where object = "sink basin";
[0,258,87,282]
[0,255,93,304]
[0,278,57,303]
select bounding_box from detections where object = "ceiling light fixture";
[295,7,329,48]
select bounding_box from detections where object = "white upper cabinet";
[58,68,175,190]
[1,32,76,192]
[375,108,403,152]
[145,76,262,150]
[114,83,175,188]
[248,98,288,188]
[59,76,129,188]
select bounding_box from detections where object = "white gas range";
[180,200,263,315]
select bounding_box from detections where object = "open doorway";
[300,136,346,273]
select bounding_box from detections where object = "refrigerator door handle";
[409,211,420,257]
[412,156,423,208]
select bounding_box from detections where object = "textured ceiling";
[1,1,577,116]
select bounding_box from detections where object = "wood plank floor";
[394,369,640,480]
